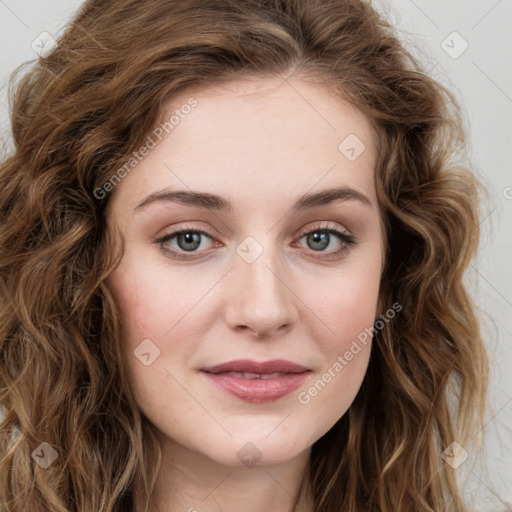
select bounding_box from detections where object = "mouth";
[200,359,311,402]
[208,371,291,379]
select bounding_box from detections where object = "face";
[106,75,384,467]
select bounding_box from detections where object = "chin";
[204,433,310,468]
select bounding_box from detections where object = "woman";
[0,0,489,510]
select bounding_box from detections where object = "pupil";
[309,232,328,250]
[180,232,200,251]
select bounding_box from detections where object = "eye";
[155,223,357,260]
[155,225,218,259]
[294,223,357,260]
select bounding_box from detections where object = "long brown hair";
[0,0,489,510]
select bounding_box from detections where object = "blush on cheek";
[323,288,379,352]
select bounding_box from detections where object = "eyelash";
[155,223,357,261]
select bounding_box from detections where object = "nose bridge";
[226,232,298,337]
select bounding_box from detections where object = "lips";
[212,371,288,380]
[201,359,309,375]
[200,359,311,402]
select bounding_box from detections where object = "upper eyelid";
[159,222,351,240]
[157,223,354,249]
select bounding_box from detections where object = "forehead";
[108,75,378,214]
[166,75,375,157]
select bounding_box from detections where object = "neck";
[133,437,313,512]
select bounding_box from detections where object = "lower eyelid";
[157,226,355,258]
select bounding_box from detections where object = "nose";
[223,244,299,340]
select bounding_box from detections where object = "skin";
[106,74,384,512]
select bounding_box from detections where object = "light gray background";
[1,0,510,508]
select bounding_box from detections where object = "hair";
[0,0,490,510]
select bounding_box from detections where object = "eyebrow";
[133,185,372,213]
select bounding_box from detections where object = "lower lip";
[201,371,310,402]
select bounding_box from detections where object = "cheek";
[295,332,373,446]
[312,258,381,352]
[107,252,205,344]
[106,251,220,397]
[106,260,191,423]
[293,260,380,435]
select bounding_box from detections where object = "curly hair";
[0,0,489,510]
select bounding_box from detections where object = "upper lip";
[201,359,310,374]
